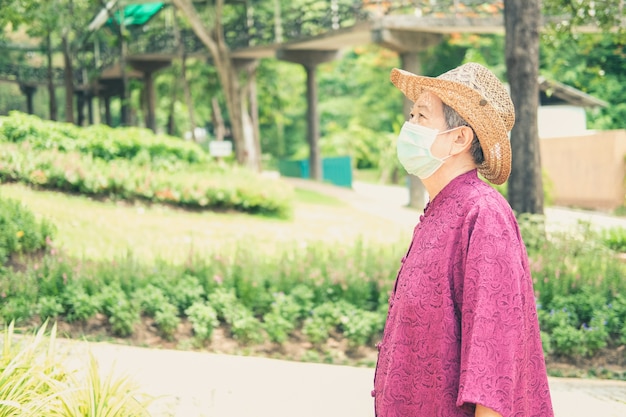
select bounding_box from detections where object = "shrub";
[35,296,64,321]
[185,302,219,342]
[168,275,205,314]
[154,303,181,341]
[0,111,206,165]
[302,316,331,345]
[0,321,152,416]
[62,284,100,323]
[133,285,169,317]
[97,285,140,337]
[0,143,293,218]
[262,292,302,343]
[0,297,34,325]
[601,227,626,252]
[0,195,55,264]
[0,322,67,415]
[341,308,384,348]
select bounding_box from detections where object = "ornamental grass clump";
[0,322,63,416]
[0,321,153,416]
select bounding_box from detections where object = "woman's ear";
[451,126,474,154]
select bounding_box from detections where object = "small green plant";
[49,354,152,417]
[601,227,626,252]
[0,322,65,416]
[133,285,168,317]
[263,292,305,343]
[302,315,331,345]
[225,305,264,345]
[207,287,238,321]
[206,287,263,344]
[341,308,384,348]
[154,303,180,341]
[62,284,100,323]
[0,195,55,265]
[0,297,34,325]
[185,301,219,342]
[36,296,64,320]
[97,285,139,337]
[168,275,205,314]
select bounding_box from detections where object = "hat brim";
[390,68,511,185]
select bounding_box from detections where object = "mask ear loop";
[438,125,465,160]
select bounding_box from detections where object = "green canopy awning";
[110,2,165,27]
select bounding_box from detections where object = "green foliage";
[0,194,55,264]
[36,296,64,321]
[0,112,207,164]
[341,307,384,348]
[98,285,140,338]
[601,227,626,252]
[0,296,34,325]
[168,275,205,314]
[262,292,301,343]
[0,322,65,416]
[0,142,293,218]
[154,303,181,341]
[0,321,152,416]
[185,302,219,342]
[3,222,626,365]
[133,285,168,317]
[62,284,100,323]
[540,31,626,130]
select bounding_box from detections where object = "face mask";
[396,122,459,179]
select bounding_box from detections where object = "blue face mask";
[396,122,459,179]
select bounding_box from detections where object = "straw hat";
[390,63,515,185]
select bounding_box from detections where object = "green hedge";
[2,216,626,373]
[0,195,55,265]
[0,239,399,347]
[0,143,293,218]
[0,111,207,164]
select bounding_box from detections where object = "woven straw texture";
[390,63,515,185]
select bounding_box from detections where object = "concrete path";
[61,339,626,417]
[55,177,626,417]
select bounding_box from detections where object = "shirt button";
[371,389,376,397]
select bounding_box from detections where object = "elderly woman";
[372,63,554,417]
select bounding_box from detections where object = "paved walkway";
[56,177,626,417]
[65,340,626,417]
[288,177,626,232]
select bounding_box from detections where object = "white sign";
[209,141,233,157]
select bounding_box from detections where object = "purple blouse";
[373,170,553,417]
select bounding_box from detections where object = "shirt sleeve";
[455,200,530,416]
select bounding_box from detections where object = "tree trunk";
[46,33,57,121]
[173,9,197,141]
[62,33,74,124]
[167,74,179,136]
[504,0,544,215]
[172,0,260,170]
[246,61,262,167]
[212,97,225,141]
[181,54,197,141]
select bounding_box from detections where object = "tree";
[504,0,543,214]
[542,0,626,131]
[172,0,261,170]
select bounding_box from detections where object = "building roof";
[538,76,608,108]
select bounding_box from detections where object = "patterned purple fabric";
[373,170,553,417]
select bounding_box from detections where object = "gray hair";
[442,103,484,165]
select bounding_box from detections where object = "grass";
[0,183,409,263]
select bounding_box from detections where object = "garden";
[1,113,626,414]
